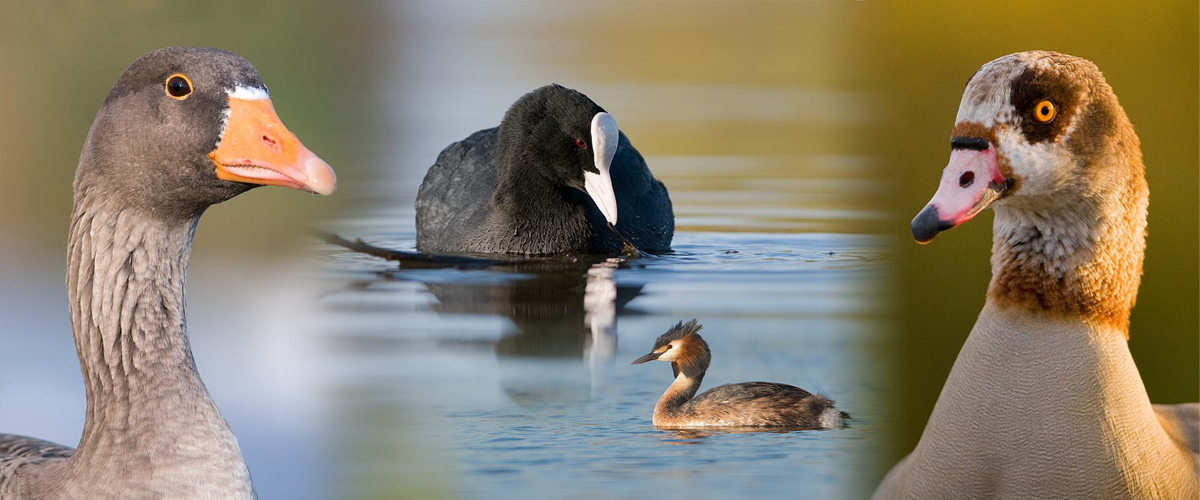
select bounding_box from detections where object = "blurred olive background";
[865,0,1200,464]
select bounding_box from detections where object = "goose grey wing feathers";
[0,434,73,495]
[0,434,74,460]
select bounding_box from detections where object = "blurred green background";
[0,1,377,253]
[867,0,1200,464]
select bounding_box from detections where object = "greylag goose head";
[77,46,336,218]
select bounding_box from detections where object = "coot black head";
[495,84,620,225]
[79,47,336,219]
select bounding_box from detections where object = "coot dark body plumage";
[415,84,673,256]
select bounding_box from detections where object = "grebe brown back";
[631,320,849,429]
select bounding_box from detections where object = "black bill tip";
[911,205,953,244]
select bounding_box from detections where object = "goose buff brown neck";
[985,83,1145,335]
[0,47,334,500]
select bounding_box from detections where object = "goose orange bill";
[209,95,336,195]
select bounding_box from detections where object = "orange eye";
[1033,100,1055,123]
[165,74,193,99]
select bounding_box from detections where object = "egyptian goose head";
[911,50,1146,332]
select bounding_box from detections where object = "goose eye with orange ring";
[1033,99,1055,123]
[165,74,192,99]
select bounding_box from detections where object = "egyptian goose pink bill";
[874,51,1199,499]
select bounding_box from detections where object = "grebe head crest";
[654,319,703,349]
[631,319,711,373]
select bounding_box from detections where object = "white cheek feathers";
[994,127,1072,198]
[217,86,272,143]
[227,86,270,101]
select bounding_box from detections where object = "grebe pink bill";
[632,320,849,429]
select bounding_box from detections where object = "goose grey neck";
[68,186,203,428]
[59,186,254,497]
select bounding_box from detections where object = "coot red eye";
[575,138,587,149]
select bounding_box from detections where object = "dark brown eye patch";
[1009,66,1078,144]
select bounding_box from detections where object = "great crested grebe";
[631,320,849,429]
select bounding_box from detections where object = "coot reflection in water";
[324,255,645,399]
